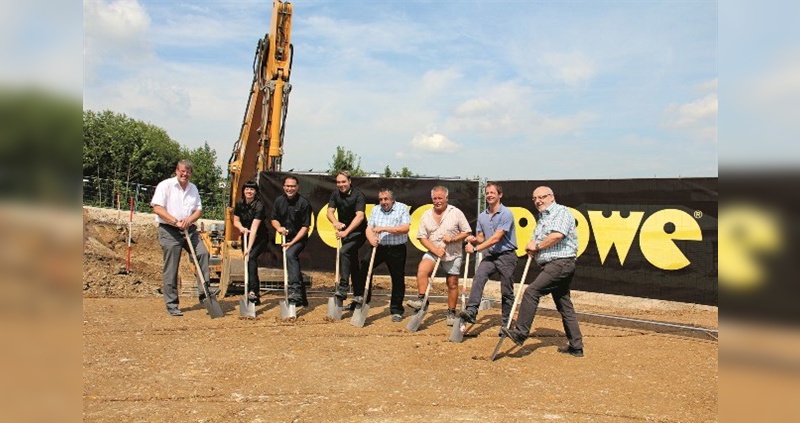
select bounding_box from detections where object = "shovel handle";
[460,252,470,310]
[506,255,532,329]
[334,239,341,289]
[282,243,289,302]
[421,257,441,303]
[183,229,210,298]
[362,246,378,300]
[243,232,249,293]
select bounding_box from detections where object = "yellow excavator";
[202,0,293,296]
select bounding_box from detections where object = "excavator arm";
[205,0,294,296]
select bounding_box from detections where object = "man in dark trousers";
[501,186,584,357]
[326,170,367,311]
[270,174,312,307]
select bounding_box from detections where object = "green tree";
[383,165,392,177]
[328,146,364,176]
[394,167,414,178]
[83,110,180,185]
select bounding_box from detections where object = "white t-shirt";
[150,177,203,224]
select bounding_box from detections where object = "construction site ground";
[83,207,718,422]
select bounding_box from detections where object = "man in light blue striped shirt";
[356,189,411,322]
[500,186,585,357]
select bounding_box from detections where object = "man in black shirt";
[270,175,312,307]
[326,171,367,310]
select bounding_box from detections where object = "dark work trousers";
[158,224,209,311]
[243,236,269,297]
[465,251,518,326]
[336,233,366,298]
[356,244,407,315]
[285,240,308,305]
[514,258,583,350]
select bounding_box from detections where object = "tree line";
[83,109,416,217]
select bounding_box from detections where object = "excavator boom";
[204,0,294,296]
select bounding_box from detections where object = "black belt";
[380,243,406,248]
[539,257,576,265]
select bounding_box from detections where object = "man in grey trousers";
[150,159,215,316]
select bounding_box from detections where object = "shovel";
[449,252,471,342]
[279,244,296,319]
[238,233,256,318]
[406,257,441,332]
[490,255,533,361]
[326,239,343,320]
[183,229,224,319]
[350,246,377,328]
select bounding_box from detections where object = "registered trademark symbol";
[694,210,703,219]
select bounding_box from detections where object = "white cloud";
[84,0,152,83]
[410,132,460,153]
[663,90,717,142]
[541,51,596,87]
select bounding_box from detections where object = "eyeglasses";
[284,185,297,188]
[532,193,552,201]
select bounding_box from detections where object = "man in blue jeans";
[460,181,518,330]
[500,186,584,357]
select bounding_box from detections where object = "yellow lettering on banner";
[569,207,590,257]
[589,211,644,265]
[509,207,536,257]
[316,208,337,248]
[718,203,781,290]
[408,204,433,252]
[365,204,376,223]
[639,209,701,270]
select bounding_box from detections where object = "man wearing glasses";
[500,186,584,357]
[270,175,312,307]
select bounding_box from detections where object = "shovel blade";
[350,303,369,327]
[449,317,465,342]
[239,298,256,318]
[279,300,296,319]
[489,335,507,361]
[406,308,426,332]
[326,297,342,320]
[204,296,224,319]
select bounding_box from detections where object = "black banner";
[256,173,717,306]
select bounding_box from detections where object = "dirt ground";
[83,207,718,422]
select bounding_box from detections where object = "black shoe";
[458,310,476,324]
[345,296,364,311]
[334,290,347,301]
[557,346,584,357]
[198,287,220,303]
[500,327,526,347]
[167,308,183,317]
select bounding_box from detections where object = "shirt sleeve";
[150,180,168,207]
[549,205,573,236]
[457,209,472,234]
[269,197,280,221]
[254,200,267,221]
[327,191,337,209]
[300,198,312,227]
[354,191,366,213]
[417,211,430,239]
[496,208,514,232]
[400,204,411,225]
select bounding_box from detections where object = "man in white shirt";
[150,160,214,316]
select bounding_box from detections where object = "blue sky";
[82,0,719,180]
